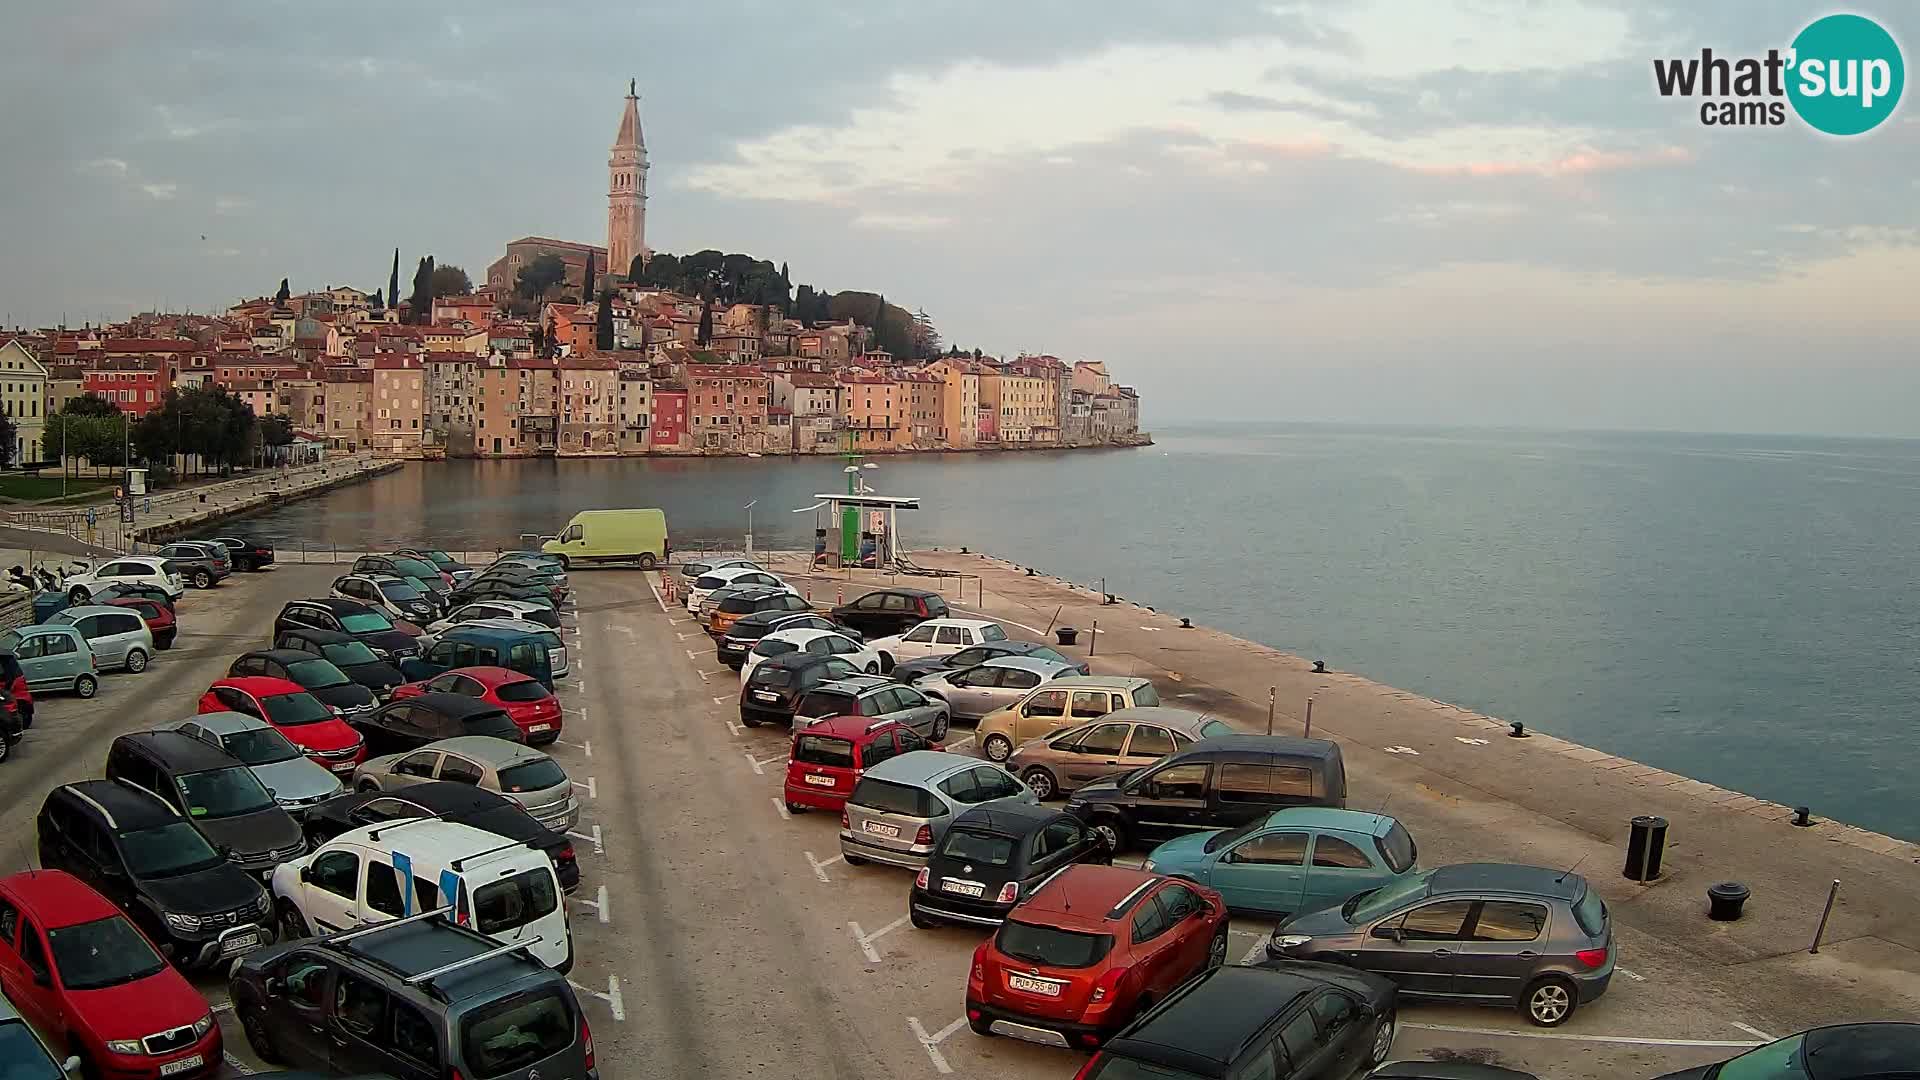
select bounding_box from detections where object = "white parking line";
[685,648,699,661]
[1730,1021,1776,1041]
[754,751,785,769]
[572,777,596,799]
[726,720,745,737]
[945,735,975,751]
[907,1016,967,1075]
[567,824,604,854]
[224,1051,255,1075]
[744,752,765,775]
[1238,938,1267,965]
[1402,1023,1763,1048]
[677,631,698,641]
[804,850,843,882]
[772,798,791,820]
[567,976,626,1022]
[1616,967,1646,982]
[698,668,729,678]
[848,914,912,963]
[555,738,592,758]
[570,885,612,925]
[648,577,668,613]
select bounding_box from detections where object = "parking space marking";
[1238,937,1267,965]
[726,720,745,737]
[698,668,730,679]
[945,735,975,751]
[224,1051,255,1075]
[572,777,596,799]
[907,1016,967,1075]
[556,738,592,757]
[567,824,605,854]
[772,798,791,820]
[678,631,699,641]
[1730,1021,1776,1041]
[648,577,668,613]
[1111,855,1145,869]
[1384,745,1420,755]
[805,850,843,882]
[1401,1023,1762,1048]
[567,976,627,1022]
[744,752,766,775]
[753,751,785,769]
[685,648,700,661]
[570,885,611,924]
[848,914,912,963]
[1617,967,1646,982]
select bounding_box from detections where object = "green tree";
[0,412,16,467]
[63,393,120,417]
[515,254,568,303]
[696,302,713,346]
[388,248,400,310]
[407,256,435,324]
[371,287,384,309]
[793,284,817,325]
[581,252,596,304]
[275,278,290,304]
[430,263,473,296]
[261,414,294,448]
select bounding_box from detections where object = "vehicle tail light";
[995,882,1019,905]
[581,1014,594,1069]
[557,842,576,863]
[1078,1033,1102,1048]
[840,809,850,828]
[915,824,933,846]
[1087,966,1127,1005]
[915,867,930,890]
[967,1007,981,1021]
[1072,1052,1104,1080]
[1576,946,1609,969]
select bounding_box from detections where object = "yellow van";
[541,508,670,569]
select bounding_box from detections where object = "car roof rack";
[1106,878,1158,920]
[449,836,541,871]
[368,814,452,843]
[404,936,543,986]
[326,905,455,944]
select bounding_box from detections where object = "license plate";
[329,762,356,773]
[941,880,985,898]
[160,1055,205,1075]
[529,723,552,732]
[1008,974,1061,997]
[804,774,836,787]
[862,820,900,838]
[753,691,779,702]
[222,931,263,955]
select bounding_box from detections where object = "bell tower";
[607,79,649,281]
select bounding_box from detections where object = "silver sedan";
[913,656,1078,722]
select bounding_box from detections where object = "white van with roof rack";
[268,817,572,971]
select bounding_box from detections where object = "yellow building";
[0,339,50,463]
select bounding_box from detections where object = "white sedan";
[867,618,1009,671]
[62,555,184,603]
[740,627,882,683]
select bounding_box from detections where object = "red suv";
[391,665,564,744]
[0,870,221,1080]
[967,864,1228,1049]
[782,715,940,813]
[198,676,365,774]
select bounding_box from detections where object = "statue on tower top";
[628,77,636,97]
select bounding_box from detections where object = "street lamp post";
[744,499,757,557]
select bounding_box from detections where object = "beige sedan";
[974,675,1162,762]
[1005,707,1237,799]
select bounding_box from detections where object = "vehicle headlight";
[162,911,202,932]
[105,1040,144,1056]
[1273,934,1313,949]
[254,892,273,916]
[371,647,391,659]
[1142,860,1157,873]
[192,1012,215,1037]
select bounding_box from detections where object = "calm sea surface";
[236,426,1920,839]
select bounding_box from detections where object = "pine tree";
[583,251,597,304]
[388,249,400,312]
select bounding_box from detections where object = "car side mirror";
[1217,848,1236,864]
[62,1056,82,1074]
[1372,925,1404,943]
[1143,781,1162,800]
[297,865,311,883]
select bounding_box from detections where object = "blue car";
[1143,807,1419,919]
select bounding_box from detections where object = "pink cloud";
[1410,145,1693,178]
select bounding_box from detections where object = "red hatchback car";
[198,675,365,774]
[106,597,177,651]
[782,715,941,813]
[0,870,221,1080]
[967,864,1229,1049]
[390,665,563,744]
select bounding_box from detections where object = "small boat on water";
[746,452,762,458]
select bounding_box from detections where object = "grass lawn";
[0,474,119,502]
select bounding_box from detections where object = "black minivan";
[1064,735,1347,852]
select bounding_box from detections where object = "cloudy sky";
[3,1,1916,434]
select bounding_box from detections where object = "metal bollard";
[1809,880,1840,953]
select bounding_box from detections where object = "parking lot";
[0,561,1832,1078]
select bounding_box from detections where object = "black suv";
[910,803,1110,929]
[231,649,379,716]
[829,587,950,637]
[230,912,597,1080]
[273,627,406,698]
[276,598,420,662]
[1065,735,1349,852]
[1083,962,1398,1080]
[103,732,306,875]
[739,653,860,728]
[37,780,272,968]
[302,781,579,892]
[717,611,858,669]
[350,692,523,756]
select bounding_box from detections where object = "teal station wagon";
[1143,808,1418,919]
[0,625,100,698]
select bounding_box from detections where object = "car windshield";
[472,867,560,935]
[1198,720,1236,739]
[499,759,567,793]
[1378,821,1418,875]
[263,692,333,726]
[980,625,1007,641]
[495,680,551,703]
[0,631,20,652]
[220,726,303,765]
[47,916,167,991]
[285,658,350,689]
[849,778,937,817]
[1030,646,1071,665]
[121,822,226,878]
[795,691,859,718]
[994,919,1113,969]
[1348,868,1435,922]
[391,558,441,579]
[420,551,455,568]
[793,736,855,768]
[940,829,1016,867]
[0,1020,63,1080]
[460,989,574,1080]
[754,640,798,658]
[1202,818,1267,854]
[1130,684,1161,707]
[322,641,381,667]
[378,580,425,600]
[340,612,394,633]
[177,765,276,818]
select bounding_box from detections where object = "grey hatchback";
[840,750,1037,869]
[1266,862,1615,1027]
[795,675,952,741]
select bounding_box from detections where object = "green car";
[0,625,100,698]
[1143,808,1419,919]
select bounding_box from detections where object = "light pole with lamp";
[743,499,757,557]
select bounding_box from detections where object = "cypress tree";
[596,293,615,351]
[583,251,597,304]
[696,301,713,346]
[388,248,400,312]
[408,257,434,324]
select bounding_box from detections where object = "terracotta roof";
[372,355,421,370]
[788,373,840,388]
[559,353,618,370]
[424,350,478,364]
[321,367,372,383]
[102,338,194,353]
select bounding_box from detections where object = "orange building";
[686,365,769,453]
[843,373,908,450]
